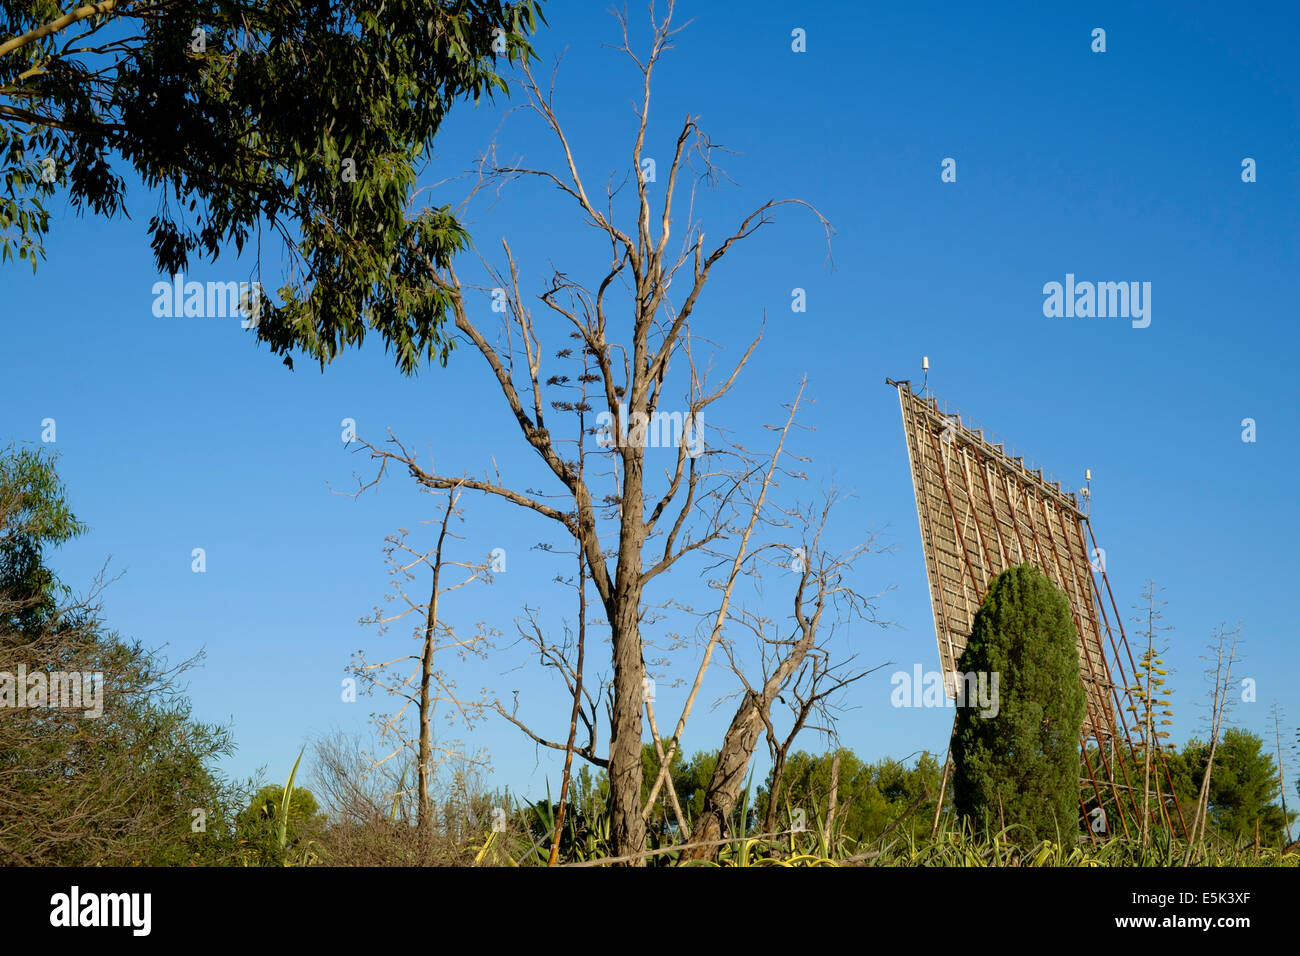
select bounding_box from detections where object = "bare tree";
[1189,622,1242,844]
[310,729,396,828]
[350,1,837,862]
[308,728,495,865]
[1269,702,1290,846]
[759,653,882,835]
[350,483,496,840]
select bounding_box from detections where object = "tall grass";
[474,797,1299,867]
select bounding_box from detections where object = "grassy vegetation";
[442,785,1300,868]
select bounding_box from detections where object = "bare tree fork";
[678,497,888,863]
[642,382,808,815]
[759,655,881,834]
[493,611,609,769]
[643,695,690,834]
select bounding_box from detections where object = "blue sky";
[2,1,1297,807]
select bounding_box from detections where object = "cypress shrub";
[952,563,1086,844]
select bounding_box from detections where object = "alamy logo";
[890,665,1000,718]
[1042,273,1151,328]
[595,406,704,459]
[151,272,264,327]
[50,886,151,936]
[0,666,102,718]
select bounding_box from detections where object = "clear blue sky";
[2,0,1297,804]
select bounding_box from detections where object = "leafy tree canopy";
[757,748,942,843]
[0,443,86,638]
[1,0,545,372]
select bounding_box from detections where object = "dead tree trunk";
[606,561,648,860]
[679,506,875,863]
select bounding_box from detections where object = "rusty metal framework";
[887,378,1188,839]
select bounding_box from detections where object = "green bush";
[951,564,1086,844]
